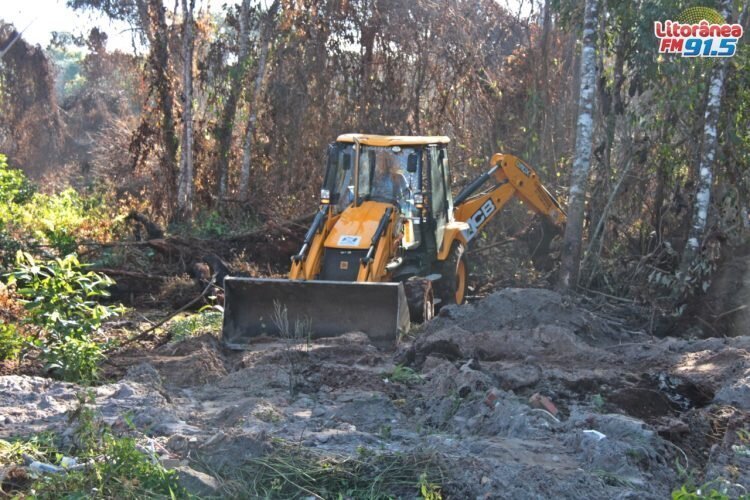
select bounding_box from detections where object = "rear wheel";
[435,242,468,308]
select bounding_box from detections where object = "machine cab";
[322,134,454,251]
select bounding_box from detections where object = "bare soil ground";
[2,288,749,498]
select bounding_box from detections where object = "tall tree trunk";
[239,0,280,201]
[679,0,732,272]
[177,0,195,220]
[358,3,376,130]
[538,0,552,165]
[215,0,251,204]
[557,0,598,291]
[140,0,179,219]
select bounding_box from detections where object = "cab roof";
[336,133,450,147]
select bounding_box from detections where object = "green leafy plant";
[418,472,443,500]
[167,309,223,342]
[672,478,749,500]
[0,154,36,205]
[42,337,105,383]
[5,393,186,499]
[389,365,424,385]
[7,252,122,341]
[5,252,125,382]
[591,393,605,411]
[0,321,24,360]
[0,156,125,261]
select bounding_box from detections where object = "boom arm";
[453,154,566,242]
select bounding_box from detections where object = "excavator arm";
[453,153,566,243]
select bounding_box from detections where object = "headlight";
[320,189,331,203]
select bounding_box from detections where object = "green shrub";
[0,154,36,204]
[0,224,23,268]
[5,252,125,382]
[0,321,24,360]
[7,252,122,341]
[42,337,105,383]
[0,155,125,260]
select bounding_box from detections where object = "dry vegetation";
[1,0,750,497]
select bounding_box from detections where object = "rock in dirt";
[714,375,750,409]
[529,392,558,416]
[174,466,221,496]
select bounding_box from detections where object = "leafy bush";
[0,154,36,204]
[0,154,126,262]
[5,252,125,382]
[42,337,105,383]
[173,208,261,239]
[0,224,23,267]
[0,321,24,360]
[8,253,122,341]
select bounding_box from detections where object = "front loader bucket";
[221,278,410,349]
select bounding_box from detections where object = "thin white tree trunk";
[558,0,598,290]
[177,0,195,219]
[239,0,279,201]
[680,0,732,270]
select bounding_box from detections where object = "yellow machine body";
[222,135,566,348]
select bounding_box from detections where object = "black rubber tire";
[403,277,434,323]
[434,242,468,309]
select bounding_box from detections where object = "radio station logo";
[654,6,744,57]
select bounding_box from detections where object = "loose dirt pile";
[2,288,749,498]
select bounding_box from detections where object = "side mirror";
[342,153,352,170]
[407,153,419,173]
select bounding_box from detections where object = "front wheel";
[434,242,468,308]
[403,277,434,323]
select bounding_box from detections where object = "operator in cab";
[371,153,416,220]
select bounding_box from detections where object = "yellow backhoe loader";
[222,134,566,348]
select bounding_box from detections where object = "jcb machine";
[222,134,566,348]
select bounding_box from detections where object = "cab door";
[429,145,449,250]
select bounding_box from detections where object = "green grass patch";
[0,394,185,499]
[672,478,749,499]
[167,310,223,342]
[387,365,424,385]
[217,443,443,499]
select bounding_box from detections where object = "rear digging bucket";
[221,278,410,349]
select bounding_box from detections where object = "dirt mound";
[2,288,749,498]
[430,288,623,341]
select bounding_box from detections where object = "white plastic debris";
[28,460,64,475]
[582,429,607,441]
